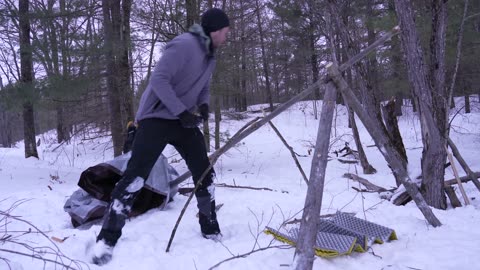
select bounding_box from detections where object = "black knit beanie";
[201,8,230,36]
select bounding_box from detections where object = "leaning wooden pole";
[445,146,470,205]
[327,62,441,227]
[268,121,309,184]
[447,137,480,192]
[293,80,337,270]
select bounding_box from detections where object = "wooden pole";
[445,146,470,205]
[447,137,480,192]
[293,79,337,270]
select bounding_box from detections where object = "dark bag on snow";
[64,152,179,228]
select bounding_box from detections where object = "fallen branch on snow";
[342,173,392,193]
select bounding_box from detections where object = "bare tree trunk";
[59,0,70,141]
[56,105,67,143]
[214,94,220,150]
[146,0,159,82]
[240,0,247,111]
[382,99,408,166]
[294,81,336,270]
[394,93,403,116]
[310,26,319,118]
[255,0,273,111]
[19,0,38,159]
[186,0,197,28]
[447,0,469,114]
[394,0,447,209]
[365,0,382,121]
[411,96,417,112]
[120,0,134,125]
[207,0,220,151]
[465,94,470,113]
[348,107,377,174]
[45,0,68,143]
[0,107,13,148]
[389,1,405,118]
[102,0,124,157]
[382,99,408,186]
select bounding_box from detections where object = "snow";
[1,98,480,270]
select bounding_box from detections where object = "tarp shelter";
[64,152,179,227]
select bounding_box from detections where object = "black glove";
[178,110,202,128]
[198,104,209,121]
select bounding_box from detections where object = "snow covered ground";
[1,98,480,270]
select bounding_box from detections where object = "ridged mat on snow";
[265,212,397,258]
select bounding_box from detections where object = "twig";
[268,121,309,184]
[51,122,93,152]
[0,200,88,269]
[215,183,289,193]
[336,158,359,164]
[0,248,79,270]
[179,183,289,195]
[352,187,378,193]
[208,245,292,270]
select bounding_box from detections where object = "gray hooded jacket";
[136,25,216,121]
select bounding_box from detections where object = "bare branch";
[208,245,292,270]
[268,121,309,184]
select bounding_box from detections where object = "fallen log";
[393,171,480,206]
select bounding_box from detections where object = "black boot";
[198,200,221,239]
[91,229,120,265]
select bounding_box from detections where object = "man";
[91,8,230,265]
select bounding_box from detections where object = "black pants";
[97,118,215,246]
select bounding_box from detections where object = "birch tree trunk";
[19,0,38,159]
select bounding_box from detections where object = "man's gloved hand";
[178,110,202,128]
[198,104,209,121]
